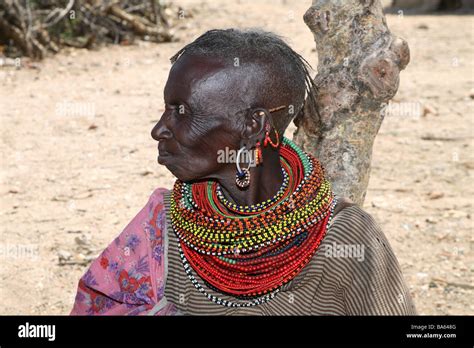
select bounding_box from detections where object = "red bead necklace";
[170,137,336,299]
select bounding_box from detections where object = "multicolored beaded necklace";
[169,137,337,307]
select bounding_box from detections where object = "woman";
[70,29,416,315]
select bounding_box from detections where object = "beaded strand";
[169,136,337,303]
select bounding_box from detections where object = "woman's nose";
[151,117,172,141]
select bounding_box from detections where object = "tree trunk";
[294,0,410,206]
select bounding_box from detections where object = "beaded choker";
[169,137,337,306]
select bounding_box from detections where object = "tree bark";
[294,0,410,206]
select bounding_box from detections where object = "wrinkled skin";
[151,53,351,210]
[151,53,285,206]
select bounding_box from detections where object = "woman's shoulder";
[70,186,174,315]
[143,187,171,235]
[148,187,171,205]
[325,202,389,250]
[139,187,170,218]
[319,202,417,315]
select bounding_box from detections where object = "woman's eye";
[176,104,187,115]
[165,104,188,116]
[164,104,175,112]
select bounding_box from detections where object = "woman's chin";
[163,164,195,182]
[157,157,209,182]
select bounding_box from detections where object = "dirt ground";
[0,0,472,315]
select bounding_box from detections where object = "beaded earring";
[235,146,251,188]
[255,141,262,166]
[235,105,286,187]
[263,123,280,148]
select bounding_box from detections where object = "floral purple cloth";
[70,187,179,315]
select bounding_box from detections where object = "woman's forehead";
[170,54,227,80]
[165,54,266,105]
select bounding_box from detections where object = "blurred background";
[0,0,473,315]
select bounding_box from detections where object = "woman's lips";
[157,154,170,164]
[157,144,172,163]
[158,149,171,157]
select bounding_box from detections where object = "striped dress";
[163,192,417,315]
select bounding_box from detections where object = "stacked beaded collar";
[169,137,337,305]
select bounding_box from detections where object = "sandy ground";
[0,0,473,315]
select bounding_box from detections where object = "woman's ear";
[240,108,268,143]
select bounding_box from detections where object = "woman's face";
[151,54,260,182]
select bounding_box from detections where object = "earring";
[255,141,262,166]
[263,123,280,148]
[236,147,251,188]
